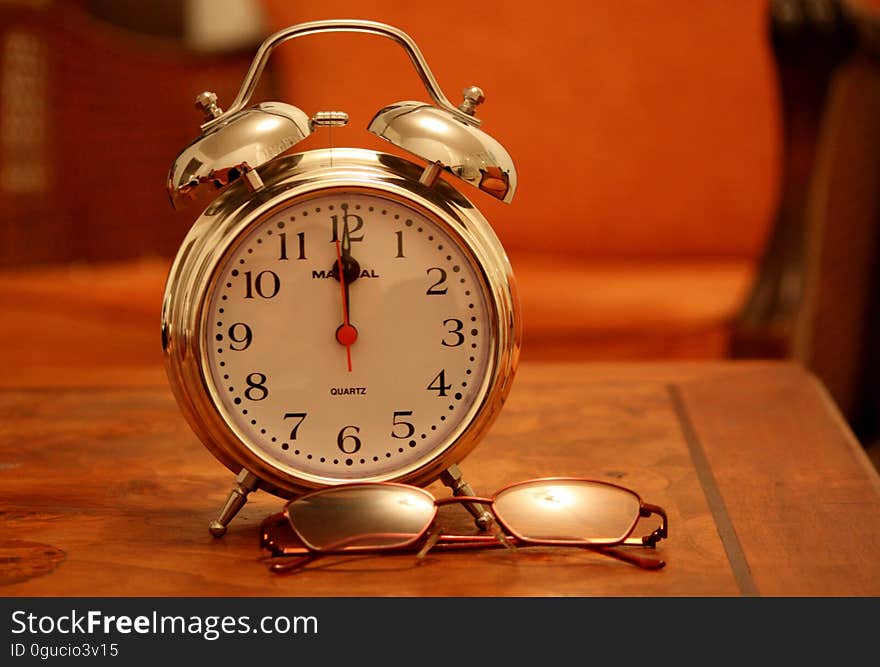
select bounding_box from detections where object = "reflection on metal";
[167,101,311,210]
[310,111,349,128]
[168,20,517,209]
[369,102,516,203]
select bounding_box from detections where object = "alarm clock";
[162,19,520,536]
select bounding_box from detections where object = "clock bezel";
[162,148,520,498]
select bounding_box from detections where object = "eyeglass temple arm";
[266,531,425,573]
[428,534,665,570]
[269,552,315,574]
[622,502,668,548]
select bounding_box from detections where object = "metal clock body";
[163,20,520,535]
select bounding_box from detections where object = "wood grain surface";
[1,362,877,597]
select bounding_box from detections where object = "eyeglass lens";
[288,484,437,551]
[493,480,641,544]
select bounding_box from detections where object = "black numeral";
[391,411,415,439]
[395,230,405,258]
[244,372,268,401]
[337,425,362,454]
[284,412,307,439]
[330,212,364,242]
[244,270,280,299]
[228,323,253,351]
[442,319,464,347]
[279,231,306,260]
[427,370,451,397]
[426,267,447,295]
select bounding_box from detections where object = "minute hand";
[340,223,358,315]
[333,224,360,372]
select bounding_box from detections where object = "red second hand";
[334,239,357,372]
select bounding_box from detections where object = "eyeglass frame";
[260,477,669,573]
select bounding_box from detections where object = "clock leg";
[208,469,260,537]
[440,464,493,530]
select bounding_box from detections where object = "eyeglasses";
[260,477,668,573]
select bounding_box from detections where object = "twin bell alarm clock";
[162,19,521,536]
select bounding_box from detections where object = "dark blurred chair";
[731,0,880,441]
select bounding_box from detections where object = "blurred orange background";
[0,1,877,451]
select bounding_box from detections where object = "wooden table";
[2,361,878,596]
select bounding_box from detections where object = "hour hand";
[332,226,359,372]
[330,233,360,325]
[332,222,361,286]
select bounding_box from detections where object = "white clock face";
[202,190,494,484]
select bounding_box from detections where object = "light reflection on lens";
[530,485,575,509]
[289,484,436,552]
[396,494,433,512]
[493,480,640,544]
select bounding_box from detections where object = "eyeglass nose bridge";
[430,495,515,551]
[434,494,494,507]
[433,494,497,527]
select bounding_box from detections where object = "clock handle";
[200,19,480,132]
